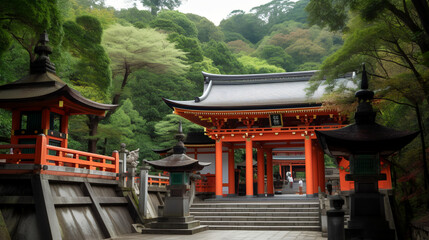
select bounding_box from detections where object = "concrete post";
[119,143,128,187]
[139,170,149,218]
[126,165,135,188]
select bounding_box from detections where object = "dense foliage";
[2,2,428,237]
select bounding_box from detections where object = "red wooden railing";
[0,134,119,178]
[134,174,170,188]
[195,174,215,193]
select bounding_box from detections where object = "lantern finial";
[173,121,186,154]
[354,63,376,124]
[31,30,56,74]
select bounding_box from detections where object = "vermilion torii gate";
[164,71,349,197]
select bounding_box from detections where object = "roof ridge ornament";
[30,30,56,74]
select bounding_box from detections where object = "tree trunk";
[87,115,100,153]
[86,67,130,153]
[415,105,429,190]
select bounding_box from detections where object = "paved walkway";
[110,230,327,240]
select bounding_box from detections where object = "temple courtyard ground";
[109,230,327,240]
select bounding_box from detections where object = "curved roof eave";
[163,98,322,111]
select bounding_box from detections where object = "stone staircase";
[190,201,321,231]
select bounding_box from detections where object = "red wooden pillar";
[215,140,223,197]
[11,110,20,144]
[41,108,50,134]
[61,115,69,148]
[312,142,319,193]
[35,134,48,166]
[266,149,274,196]
[318,147,326,193]
[112,150,120,179]
[305,137,314,195]
[289,164,293,176]
[245,138,253,196]
[228,147,235,195]
[257,146,265,196]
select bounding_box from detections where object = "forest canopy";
[1,2,429,237]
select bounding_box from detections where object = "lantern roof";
[145,123,211,172]
[0,31,116,115]
[315,64,419,157]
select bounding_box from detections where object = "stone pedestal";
[141,196,208,235]
[141,185,208,235]
[164,196,190,217]
[142,216,208,235]
[345,192,395,240]
[327,210,345,240]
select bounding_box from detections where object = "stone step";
[208,225,321,231]
[190,200,321,231]
[191,203,319,208]
[147,220,201,229]
[142,225,209,235]
[194,216,319,221]
[190,207,319,212]
[200,220,320,227]
[190,211,319,217]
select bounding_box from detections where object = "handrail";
[0,134,119,176]
[44,145,118,172]
[148,174,169,186]
[46,145,116,161]
[134,174,169,187]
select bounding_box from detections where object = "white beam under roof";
[272,147,305,152]
[273,155,305,160]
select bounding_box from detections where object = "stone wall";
[411,215,429,240]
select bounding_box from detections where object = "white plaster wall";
[187,147,229,194]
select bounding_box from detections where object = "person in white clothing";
[298,179,303,195]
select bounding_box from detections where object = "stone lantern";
[142,122,210,234]
[315,64,419,240]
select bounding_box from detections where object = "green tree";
[306,0,429,60]
[154,114,203,149]
[220,11,267,44]
[99,98,147,155]
[250,0,295,25]
[202,40,244,74]
[227,40,255,55]
[281,0,309,24]
[257,45,294,71]
[150,10,197,38]
[141,0,182,16]
[168,33,204,63]
[83,24,188,153]
[186,14,224,42]
[0,0,62,60]
[62,15,111,99]
[238,55,285,73]
[114,7,153,28]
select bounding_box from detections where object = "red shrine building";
[0,32,119,179]
[163,71,393,197]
